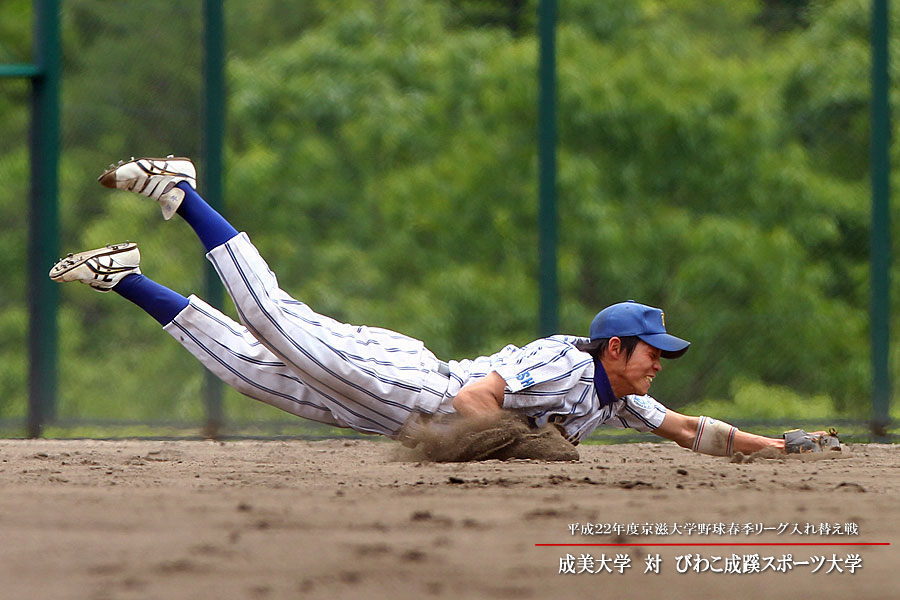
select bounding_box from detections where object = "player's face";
[622,341,662,396]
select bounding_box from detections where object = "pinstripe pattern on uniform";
[164,299,344,426]
[549,385,594,441]
[561,384,593,417]
[507,345,575,380]
[616,396,667,432]
[622,403,658,430]
[276,305,430,373]
[275,299,424,353]
[192,300,264,346]
[213,241,412,429]
[168,297,432,434]
[248,290,427,395]
[171,321,328,414]
[568,402,616,442]
[218,241,426,400]
[512,364,594,392]
[433,336,668,442]
[205,233,450,435]
[270,298,431,384]
[212,338,285,367]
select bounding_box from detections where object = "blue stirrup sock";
[113,182,239,324]
[113,274,190,326]
[111,182,238,325]
[175,181,239,252]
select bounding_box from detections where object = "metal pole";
[27,0,60,438]
[870,0,892,439]
[202,0,226,438]
[537,0,558,336]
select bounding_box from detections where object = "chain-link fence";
[553,0,897,442]
[0,0,896,440]
[0,76,29,427]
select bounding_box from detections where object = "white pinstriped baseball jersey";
[439,337,667,443]
[164,232,667,441]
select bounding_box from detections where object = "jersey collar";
[592,360,619,408]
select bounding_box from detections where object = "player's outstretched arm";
[652,410,785,456]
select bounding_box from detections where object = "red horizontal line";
[535,542,891,547]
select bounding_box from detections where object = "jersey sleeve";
[608,395,668,432]
[493,337,592,410]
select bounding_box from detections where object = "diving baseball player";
[49,157,836,459]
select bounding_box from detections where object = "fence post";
[869,0,892,439]
[27,0,61,438]
[202,0,226,438]
[537,0,558,337]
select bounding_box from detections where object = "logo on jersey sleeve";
[516,371,535,388]
[629,395,654,410]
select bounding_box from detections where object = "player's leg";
[206,233,451,436]
[166,296,348,427]
[98,157,449,436]
[49,244,346,427]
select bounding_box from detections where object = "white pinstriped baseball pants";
[163,232,452,436]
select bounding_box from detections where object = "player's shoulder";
[515,335,589,356]
[544,334,589,348]
[520,336,594,365]
[497,335,590,363]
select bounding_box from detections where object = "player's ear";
[606,336,622,359]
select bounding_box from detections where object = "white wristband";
[692,416,737,456]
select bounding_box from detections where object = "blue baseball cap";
[587,300,690,359]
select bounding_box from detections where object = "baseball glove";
[783,428,842,453]
[402,411,579,462]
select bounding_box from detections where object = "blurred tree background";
[0,0,896,434]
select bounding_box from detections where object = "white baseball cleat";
[98,156,197,220]
[49,242,141,292]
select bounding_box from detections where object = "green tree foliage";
[0,0,895,426]
[0,0,31,418]
[0,0,31,63]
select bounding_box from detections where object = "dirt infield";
[0,439,895,600]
